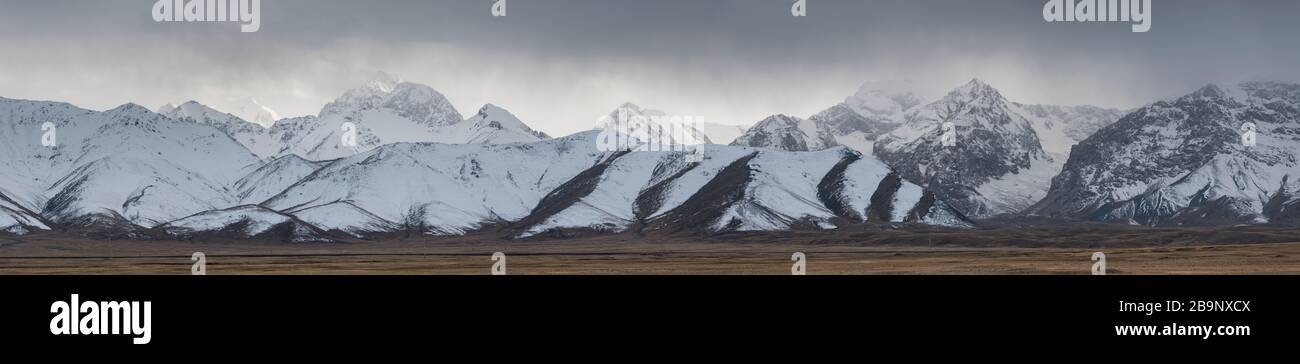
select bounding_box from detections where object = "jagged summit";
[434,103,551,144]
[258,75,546,160]
[846,80,924,117]
[732,80,925,153]
[600,102,667,124]
[366,71,401,93]
[319,78,463,128]
[750,114,799,126]
[149,74,552,161]
[106,103,153,115]
[159,100,276,157]
[1185,83,1229,101]
[159,97,280,127]
[593,102,712,146]
[729,114,821,151]
[941,78,1006,106]
[958,78,993,90]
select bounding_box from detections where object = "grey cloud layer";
[0,0,1296,135]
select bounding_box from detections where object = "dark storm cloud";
[0,0,1297,135]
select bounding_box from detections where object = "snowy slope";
[0,99,96,211]
[637,145,757,220]
[517,151,666,237]
[824,154,970,226]
[707,147,850,231]
[158,205,333,242]
[1264,177,1300,221]
[287,201,399,238]
[829,156,902,222]
[234,154,321,204]
[702,147,968,231]
[432,104,550,144]
[161,100,279,158]
[521,143,972,237]
[1012,103,1124,155]
[0,190,47,234]
[263,131,609,235]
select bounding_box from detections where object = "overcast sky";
[0,0,1297,135]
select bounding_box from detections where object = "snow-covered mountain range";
[1028,82,1300,226]
[0,88,974,240]
[734,79,1124,218]
[2,77,1295,240]
[160,75,551,161]
[160,100,280,157]
[260,130,970,239]
[873,80,1126,218]
[161,97,280,127]
[0,98,262,235]
[731,81,923,153]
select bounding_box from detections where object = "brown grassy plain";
[2,224,1298,274]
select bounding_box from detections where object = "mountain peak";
[937,78,1005,105]
[765,113,798,121]
[956,78,996,94]
[475,104,529,127]
[847,80,924,117]
[473,103,519,122]
[753,114,801,129]
[600,102,666,126]
[158,99,279,127]
[164,100,230,119]
[615,102,643,112]
[366,71,401,93]
[107,103,152,115]
[1187,84,1227,99]
[730,114,816,151]
[386,82,446,104]
[320,78,462,128]
[435,103,550,144]
[223,97,280,127]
